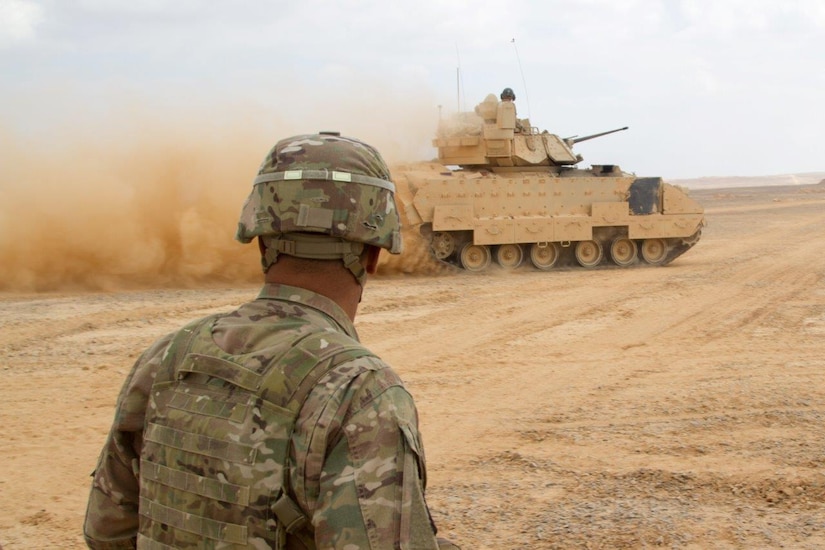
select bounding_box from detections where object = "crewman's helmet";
[236,132,403,284]
[500,87,516,101]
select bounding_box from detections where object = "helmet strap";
[261,234,367,286]
[342,250,367,286]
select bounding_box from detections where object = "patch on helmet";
[297,204,334,229]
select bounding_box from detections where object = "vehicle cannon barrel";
[566,126,629,145]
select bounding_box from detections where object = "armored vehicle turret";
[394,92,704,271]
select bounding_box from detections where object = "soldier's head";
[236,132,402,286]
[500,87,516,101]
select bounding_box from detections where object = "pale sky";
[2,0,824,179]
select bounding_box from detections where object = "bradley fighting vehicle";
[394,93,704,271]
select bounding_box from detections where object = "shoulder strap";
[265,330,376,548]
[154,314,222,387]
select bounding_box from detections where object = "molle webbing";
[139,496,248,544]
[143,423,257,464]
[140,314,375,549]
[140,457,250,505]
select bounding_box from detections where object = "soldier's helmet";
[236,132,402,283]
[500,87,516,101]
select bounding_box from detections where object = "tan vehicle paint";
[395,93,704,271]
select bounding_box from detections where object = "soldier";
[84,132,458,549]
[499,87,527,133]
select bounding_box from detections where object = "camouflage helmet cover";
[236,133,403,263]
[500,87,516,101]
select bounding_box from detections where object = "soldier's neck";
[264,259,362,321]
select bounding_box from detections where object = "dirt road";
[1,184,823,549]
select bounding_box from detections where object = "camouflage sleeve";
[83,334,173,550]
[295,357,442,549]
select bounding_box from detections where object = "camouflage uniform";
[84,283,444,548]
[84,133,456,549]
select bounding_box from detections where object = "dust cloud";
[0,88,446,292]
[376,217,452,278]
[0,109,263,291]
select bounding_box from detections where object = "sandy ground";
[1,183,823,549]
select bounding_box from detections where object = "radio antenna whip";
[511,38,531,120]
[455,43,467,112]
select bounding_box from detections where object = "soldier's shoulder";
[321,352,409,407]
[330,347,398,380]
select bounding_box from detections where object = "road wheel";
[496,244,524,268]
[529,242,560,271]
[459,243,491,272]
[610,238,638,267]
[641,238,668,265]
[575,240,603,268]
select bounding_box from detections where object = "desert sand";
[1,182,823,549]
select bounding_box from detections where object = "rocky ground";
[1,183,823,549]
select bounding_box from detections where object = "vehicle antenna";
[455,43,467,112]
[456,67,460,113]
[511,38,531,120]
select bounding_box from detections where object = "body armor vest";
[137,314,374,549]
